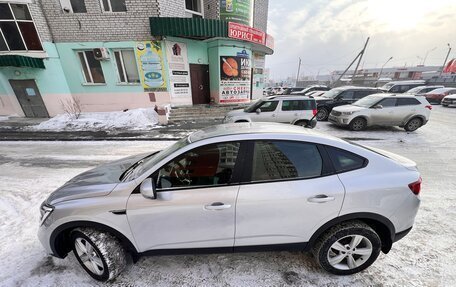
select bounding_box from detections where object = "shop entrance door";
[9,80,49,118]
[190,64,210,105]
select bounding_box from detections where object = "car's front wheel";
[312,221,381,275]
[71,228,127,281]
[349,117,367,131]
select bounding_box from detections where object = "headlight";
[342,111,355,115]
[39,202,54,226]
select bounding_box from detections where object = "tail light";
[312,109,317,116]
[408,177,422,195]
[425,105,432,110]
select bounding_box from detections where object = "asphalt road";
[0,106,455,286]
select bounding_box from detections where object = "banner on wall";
[135,41,167,92]
[220,0,253,26]
[219,50,251,103]
[165,41,191,98]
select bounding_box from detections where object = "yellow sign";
[135,41,167,91]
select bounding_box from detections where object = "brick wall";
[29,0,53,42]
[157,0,185,17]
[253,0,268,32]
[40,0,161,42]
[203,0,219,19]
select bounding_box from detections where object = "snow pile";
[33,108,160,131]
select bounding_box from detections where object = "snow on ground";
[31,108,160,131]
[0,106,456,286]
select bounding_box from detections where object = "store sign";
[265,34,275,50]
[135,41,167,92]
[219,50,251,103]
[228,22,265,45]
[165,41,191,98]
[220,0,253,26]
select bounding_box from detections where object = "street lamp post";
[422,47,437,66]
[377,56,393,86]
[439,43,452,77]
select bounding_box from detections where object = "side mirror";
[372,105,383,109]
[256,108,261,114]
[140,178,156,199]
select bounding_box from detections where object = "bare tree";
[60,96,82,120]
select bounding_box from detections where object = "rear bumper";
[393,226,412,242]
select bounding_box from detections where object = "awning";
[0,55,45,69]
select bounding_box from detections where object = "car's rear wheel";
[312,221,381,275]
[316,108,329,121]
[404,117,422,132]
[349,117,366,131]
[71,228,127,282]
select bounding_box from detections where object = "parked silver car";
[223,96,317,127]
[38,123,421,281]
[329,94,432,131]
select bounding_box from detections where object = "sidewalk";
[0,117,220,141]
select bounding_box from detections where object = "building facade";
[0,0,272,121]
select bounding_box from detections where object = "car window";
[326,146,366,173]
[259,101,278,112]
[399,85,411,93]
[339,91,354,100]
[281,100,313,111]
[251,141,323,182]
[353,91,366,99]
[379,98,396,107]
[397,98,420,106]
[156,142,240,189]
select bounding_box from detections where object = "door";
[9,80,49,118]
[235,141,345,246]
[276,99,309,123]
[126,142,242,252]
[249,100,279,122]
[190,64,210,105]
[370,98,397,125]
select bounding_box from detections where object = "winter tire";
[316,108,329,121]
[404,117,422,132]
[71,228,127,282]
[349,117,367,131]
[312,221,381,275]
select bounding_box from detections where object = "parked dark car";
[315,86,383,121]
[425,88,456,104]
[380,80,426,94]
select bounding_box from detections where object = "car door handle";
[204,202,231,210]
[294,113,298,116]
[308,195,335,203]
[272,114,276,117]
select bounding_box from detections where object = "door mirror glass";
[371,104,383,109]
[256,108,261,114]
[140,178,156,199]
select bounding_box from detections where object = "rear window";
[281,100,315,111]
[326,146,367,173]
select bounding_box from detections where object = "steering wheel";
[171,161,192,185]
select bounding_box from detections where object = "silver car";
[38,123,421,281]
[329,94,432,131]
[223,96,317,128]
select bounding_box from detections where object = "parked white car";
[442,94,456,107]
[328,94,432,131]
[223,96,317,128]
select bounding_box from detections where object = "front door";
[126,141,242,252]
[9,80,49,118]
[190,64,210,105]
[370,98,397,125]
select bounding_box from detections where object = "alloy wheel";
[327,235,373,270]
[74,237,105,276]
[316,109,328,121]
[407,118,421,131]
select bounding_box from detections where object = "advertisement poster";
[135,41,167,92]
[220,0,253,26]
[165,41,191,98]
[220,50,251,103]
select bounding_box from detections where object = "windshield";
[322,89,343,99]
[406,86,422,93]
[122,136,191,181]
[353,95,382,108]
[244,99,264,112]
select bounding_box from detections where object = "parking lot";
[0,106,455,286]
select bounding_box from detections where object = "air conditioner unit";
[93,48,110,60]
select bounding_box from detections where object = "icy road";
[0,106,455,286]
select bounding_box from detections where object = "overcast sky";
[265,0,456,80]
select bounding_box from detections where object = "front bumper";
[442,100,456,107]
[328,114,351,126]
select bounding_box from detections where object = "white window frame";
[77,50,106,85]
[0,3,44,53]
[100,0,127,13]
[113,49,140,85]
[185,0,204,17]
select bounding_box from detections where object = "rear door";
[234,140,345,246]
[276,100,312,123]
[394,98,422,124]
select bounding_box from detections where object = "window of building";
[251,141,323,182]
[0,3,43,52]
[113,50,140,84]
[326,146,366,173]
[155,142,241,189]
[60,0,87,13]
[101,0,127,12]
[77,51,106,84]
[185,0,203,15]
